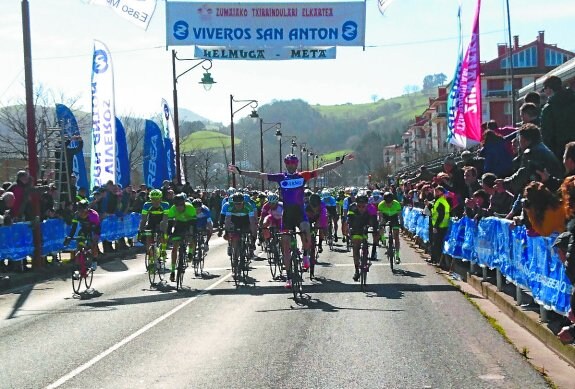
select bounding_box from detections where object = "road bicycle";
[278,230,304,300]
[381,221,396,274]
[359,228,376,291]
[192,229,209,277]
[326,217,334,251]
[175,233,191,291]
[264,227,282,280]
[68,236,95,294]
[142,230,166,286]
[226,228,252,287]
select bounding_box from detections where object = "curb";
[466,273,575,367]
[402,230,575,368]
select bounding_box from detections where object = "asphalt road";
[0,235,549,388]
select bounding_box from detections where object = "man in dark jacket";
[541,75,575,161]
[538,141,575,192]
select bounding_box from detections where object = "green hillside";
[320,149,354,163]
[180,130,240,152]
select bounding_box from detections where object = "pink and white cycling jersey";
[260,202,283,221]
[305,202,328,229]
[366,203,378,217]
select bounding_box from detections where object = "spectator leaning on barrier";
[430,185,450,266]
[490,179,514,217]
[522,181,565,237]
[540,75,575,161]
[463,166,481,197]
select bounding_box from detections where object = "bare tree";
[120,114,146,179]
[187,148,221,190]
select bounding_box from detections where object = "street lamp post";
[259,119,281,191]
[172,50,215,184]
[290,138,297,154]
[306,149,311,171]
[276,129,296,172]
[230,95,259,187]
[299,143,307,171]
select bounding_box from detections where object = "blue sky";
[1,0,575,124]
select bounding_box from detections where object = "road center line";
[46,272,233,389]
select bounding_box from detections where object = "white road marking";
[46,272,233,389]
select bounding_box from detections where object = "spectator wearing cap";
[553,231,575,344]
[479,130,514,178]
[541,75,575,161]
[460,151,484,178]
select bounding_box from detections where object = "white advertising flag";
[91,40,116,187]
[88,0,157,30]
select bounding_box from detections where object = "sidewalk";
[0,245,145,292]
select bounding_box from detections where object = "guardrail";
[403,207,572,316]
[0,213,142,260]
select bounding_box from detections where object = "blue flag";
[115,117,131,189]
[55,104,90,192]
[164,137,176,181]
[143,120,166,189]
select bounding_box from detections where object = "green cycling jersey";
[167,203,197,222]
[378,199,402,216]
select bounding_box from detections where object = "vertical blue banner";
[55,104,90,192]
[115,117,131,188]
[164,137,176,181]
[143,120,166,189]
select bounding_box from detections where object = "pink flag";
[450,0,482,148]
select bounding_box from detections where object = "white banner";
[91,40,116,187]
[88,0,157,30]
[161,98,184,180]
[194,46,336,60]
[167,1,366,47]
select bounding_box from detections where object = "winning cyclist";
[191,198,213,252]
[228,153,353,289]
[347,193,378,281]
[167,193,197,282]
[378,191,403,264]
[64,199,101,270]
[138,189,169,261]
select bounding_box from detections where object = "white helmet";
[321,189,331,198]
[350,187,358,196]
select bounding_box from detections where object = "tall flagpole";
[505,0,516,126]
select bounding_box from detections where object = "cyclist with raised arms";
[229,153,353,289]
[138,189,169,261]
[64,199,101,270]
[167,193,197,282]
[378,191,403,264]
[347,193,378,281]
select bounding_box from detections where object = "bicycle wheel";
[360,252,368,291]
[241,237,250,283]
[144,245,150,271]
[290,251,302,300]
[72,253,83,294]
[176,245,186,291]
[148,247,158,285]
[193,244,202,277]
[266,241,277,279]
[327,224,334,251]
[387,238,394,273]
[309,239,316,280]
[85,267,94,289]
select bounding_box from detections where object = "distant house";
[481,31,574,126]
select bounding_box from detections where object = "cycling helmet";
[304,188,313,197]
[309,193,322,208]
[191,198,203,207]
[350,187,358,196]
[149,189,162,200]
[173,193,187,206]
[356,195,368,204]
[267,193,279,204]
[232,193,244,203]
[383,191,394,202]
[77,199,89,209]
[284,153,299,164]
[227,187,236,195]
[321,189,331,198]
[372,189,382,197]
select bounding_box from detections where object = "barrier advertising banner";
[167,1,366,47]
[194,45,336,60]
